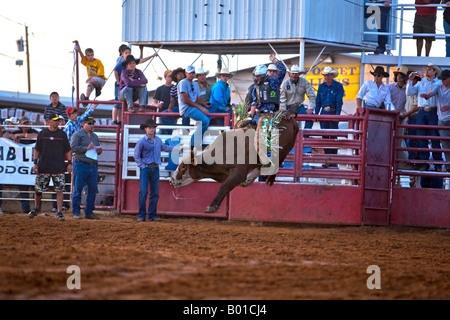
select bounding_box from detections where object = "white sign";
[0,138,36,186]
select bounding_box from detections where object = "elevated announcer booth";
[117,0,450,228]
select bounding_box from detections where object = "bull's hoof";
[204,206,219,214]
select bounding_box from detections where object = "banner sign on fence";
[0,138,36,186]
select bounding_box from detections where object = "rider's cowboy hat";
[370,66,389,78]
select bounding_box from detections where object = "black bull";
[170,110,299,213]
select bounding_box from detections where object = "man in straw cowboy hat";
[315,67,345,167]
[195,67,213,105]
[133,118,180,222]
[280,64,315,130]
[389,66,410,168]
[357,65,393,110]
[209,68,235,126]
[407,63,443,171]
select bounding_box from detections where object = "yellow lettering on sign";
[304,65,360,101]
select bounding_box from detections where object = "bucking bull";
[170,109,299,213]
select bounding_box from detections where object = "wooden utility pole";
[25,25,31,93]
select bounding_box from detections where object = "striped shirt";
[44,103,68,121]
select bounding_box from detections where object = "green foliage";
[232,102,248,122]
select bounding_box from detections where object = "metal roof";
[122,0,388,55]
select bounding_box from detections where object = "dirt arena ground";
[0,205,449,301]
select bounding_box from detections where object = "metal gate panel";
[362,110,395,226]
[229,182,363,225]
[391,187,450,228]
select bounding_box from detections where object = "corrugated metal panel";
[122,0,379,53]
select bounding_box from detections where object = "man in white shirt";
[424,68,450,171]
[356,66,393,110]
[407,63,443,171]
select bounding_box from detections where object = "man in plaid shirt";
[64,105,98,143]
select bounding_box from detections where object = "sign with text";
[0,138,36,185]
[305,65,360,101]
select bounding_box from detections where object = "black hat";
[370,66,390,78]
[140,118,158,130]
[171,67,185,82]
[439,69,450,80]
[83,116,96,123]
[122,55,140,67]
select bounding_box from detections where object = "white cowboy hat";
[215,68,234,78]
[424,63,442,77]
[288,64,307,74]
[322,67,339,77]
[195,67,209,76]
[5,117,19,125]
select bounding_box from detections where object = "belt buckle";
[324,106,331,112]
[424,107,431,112]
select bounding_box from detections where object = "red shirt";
[415,0,439,16]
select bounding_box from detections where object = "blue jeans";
[118,86,148,108]
[138,167,160,220]
[208,105,233,126]
[444,19,450,57]
[288,105,313,129]
[183,106,211,149]
[439,119,450,169]
[319,110,339,155]
[72,161,98,217]
[158,106,190,135]
[416,110,442,161]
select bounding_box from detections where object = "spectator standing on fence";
[407,63,443,171]
[315,67,345,168]
[369,0,392,55]
[280,64,314,129]
[43,92,67,125]
[442,0,450,57]
[357,66,393,110]
[423,68,450,172]
[413,0,441,57]
[28,113,72,220]
[402,71,421,169]
[70,116,102,220]
[133,119,178,222]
